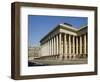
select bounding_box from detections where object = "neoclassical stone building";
[28,46,41,61]
[39,23,87,60]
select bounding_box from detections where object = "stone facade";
[28,46,41,61]
[39,23,88,60]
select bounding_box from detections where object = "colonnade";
[46,33,87,60]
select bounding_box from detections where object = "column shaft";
[69,35,71,54]
[48,39,50,55]
[51,38,53,55]
[73,36,75,54]
[84,34,86,54]
[54,36,56,55]
[59,33,61,55]
[76,37,78,55]
[50,38,51,55]
[80,36,82,54]
[59,33,62,60]
[64,34,67,55]
[56,34,58,55]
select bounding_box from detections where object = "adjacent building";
[28,46,41,61]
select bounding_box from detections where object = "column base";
[78,54,88,58]
[58,54,64,61]
[64,54,78,60]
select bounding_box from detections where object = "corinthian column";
[48,39,49,56]
[76,37,78,55]
[73,36,75,59]
[59,33,62,60]
[73,36,75,54]
[56,34,58,55]
[64,34,67,55]
[84,34,86,57]
[51,38,53,56]
[69,35,71,55]
[69,35,71,59]
[49,38,51,55]
[54,36,56,55]
[80,36,82,55]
